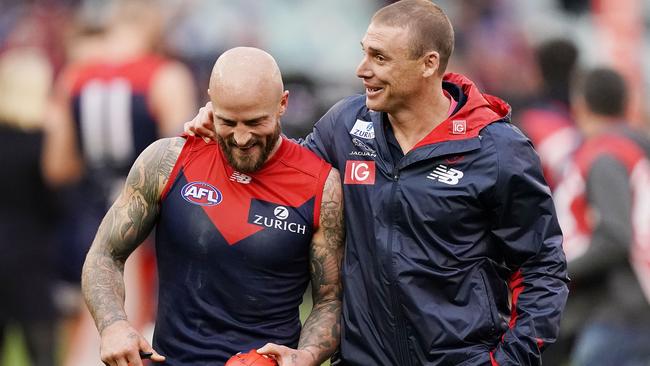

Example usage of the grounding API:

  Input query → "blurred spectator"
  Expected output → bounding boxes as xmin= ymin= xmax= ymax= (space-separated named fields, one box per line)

xmin=0 ymin=47 xmax=57 ymax=366
xmin=448 ymin=0 xmax=537 ymax=111
xmin=521 ymin=40 xmax=580 ymax=366
xmin=281 ymin=73 xmax=325 ymax=139
xmin=48 ymin=0 xmax=197 ymax=364
xmin=0 ymin=1 xmax=76 ymax=75
xmin=517 ymin=38 xmax=581 ymax=190
xmin=554 ymin=68 xmax=650 ymax=366
xmin=163 ymin=0 xmax=377 ymax=114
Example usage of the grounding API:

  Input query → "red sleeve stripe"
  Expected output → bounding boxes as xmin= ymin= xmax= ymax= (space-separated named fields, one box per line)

xmin=490 ymin=351 xmax=499 ymax=366
xmin=508 ymin=269 xmax=525 ymax=328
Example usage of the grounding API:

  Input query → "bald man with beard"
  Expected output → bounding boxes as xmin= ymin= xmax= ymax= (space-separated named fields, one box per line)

xmin=81 ymin=47 xmax=344 ymax=366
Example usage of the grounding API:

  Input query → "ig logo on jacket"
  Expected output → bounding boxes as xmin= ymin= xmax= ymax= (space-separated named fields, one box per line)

xmin=344 ymin=160 xmax=376 ymax=185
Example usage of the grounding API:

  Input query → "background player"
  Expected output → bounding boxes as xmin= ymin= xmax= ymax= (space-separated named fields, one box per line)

xmin=47 ymin=1 xmax=197 ymax=364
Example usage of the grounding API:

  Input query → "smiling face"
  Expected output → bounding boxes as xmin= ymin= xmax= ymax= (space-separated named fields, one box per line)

xmin=212 ymin=100 xmax=285 ymax=173
xmin=356 ymin=22 xmax=430 ymax=114
xmin=208 ymin=47 xmax=287 ymax=173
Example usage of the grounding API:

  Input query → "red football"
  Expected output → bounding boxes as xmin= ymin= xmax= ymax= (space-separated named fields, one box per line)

xmin=225 ymin=349 xmax=278 ymax=366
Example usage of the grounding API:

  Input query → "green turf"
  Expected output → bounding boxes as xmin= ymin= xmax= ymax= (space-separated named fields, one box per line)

xmin=1 ymin=326 xmax=29 ymax=366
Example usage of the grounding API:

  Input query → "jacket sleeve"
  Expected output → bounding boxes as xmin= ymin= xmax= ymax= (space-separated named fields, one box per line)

xmin=487 ymin=125 xmax=570 ymax=366
xmin=569 ymin=155 xmax=632 ymax=284
xmin=300 ymin=97 xmax=355 ymax=170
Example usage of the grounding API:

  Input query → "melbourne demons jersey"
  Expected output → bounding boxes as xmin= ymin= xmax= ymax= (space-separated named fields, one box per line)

xmin=66 ymin=55 xmax=168 ymax=179
xmin=555 ymin=132 xmax=650 ymax=303
xmin=154 ymin=136 xmax=331 ymax=365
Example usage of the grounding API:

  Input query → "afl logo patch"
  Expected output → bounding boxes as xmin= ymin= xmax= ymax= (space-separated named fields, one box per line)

xmin=181 ymin=182 xmax=223 ymax=206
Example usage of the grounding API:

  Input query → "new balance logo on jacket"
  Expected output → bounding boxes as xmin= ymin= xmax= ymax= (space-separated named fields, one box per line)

xmin=427 ymin=164 xmax=464 ymax=185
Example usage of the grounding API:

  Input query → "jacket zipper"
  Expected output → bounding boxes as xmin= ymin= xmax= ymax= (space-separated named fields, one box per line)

xmin=387 ymin=167 xmax=413 ymax=366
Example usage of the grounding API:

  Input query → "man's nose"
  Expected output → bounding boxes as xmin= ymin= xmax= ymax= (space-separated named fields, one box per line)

xmin=232 ymin=127 xmax=253 ymax=147
xmin=356 ymin=56 xmax=372 ymax=79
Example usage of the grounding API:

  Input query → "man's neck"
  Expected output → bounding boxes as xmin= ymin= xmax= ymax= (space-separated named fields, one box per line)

xmin=582 ymin=114 xmax=624 ymax=138
xmin=266 ymin=135 xmax=283 ymax=160
xmin=387 ymin=87 xmax=451 ymax=154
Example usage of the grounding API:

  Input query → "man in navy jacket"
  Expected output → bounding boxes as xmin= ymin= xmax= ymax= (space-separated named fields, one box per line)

xmin=186 ymin=1 xmax=569 ymax=365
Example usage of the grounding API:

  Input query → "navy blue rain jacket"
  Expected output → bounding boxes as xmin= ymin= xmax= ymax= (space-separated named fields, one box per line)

xmin=303 ymin=73 xmax=569 ymax=366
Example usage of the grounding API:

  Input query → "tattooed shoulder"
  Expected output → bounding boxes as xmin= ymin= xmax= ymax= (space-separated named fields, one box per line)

xmin=156 ymin=137 xmax=185 ymax=194
xmin=125 ymin=137 xmax=185 ymax=199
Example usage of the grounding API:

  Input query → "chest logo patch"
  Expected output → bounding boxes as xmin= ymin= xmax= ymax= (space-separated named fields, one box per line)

xmin=229 ymin=171 xmax=252 ymax=184
xmin=349 ymin=119 xmax=375 ymax=139
xmin=452 ymin=119 xmax=467 ymax=135
xmin=181 ymin=181 xmax=223 ymax=206
xmin=249 ymin=201 xmax=309 ymax=235
xmin=350 ymin=137 xmax=377 ymax=158
xmin=427 ymin=165 xmax=464 ymax=185
xmin=344 ymin=160 xmax=376 ymax=185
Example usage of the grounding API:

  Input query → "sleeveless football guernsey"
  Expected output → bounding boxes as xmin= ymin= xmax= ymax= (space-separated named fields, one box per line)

xmin=154 ymin=136 xmax=331 ymax=365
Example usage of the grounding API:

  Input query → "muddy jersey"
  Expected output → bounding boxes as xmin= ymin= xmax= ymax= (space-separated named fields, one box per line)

xmin=154 ymin=136 xmax=331 ymax=365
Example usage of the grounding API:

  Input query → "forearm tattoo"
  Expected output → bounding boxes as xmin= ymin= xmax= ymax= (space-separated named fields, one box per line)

xmin=299 ymin=168 xmax=344 ymax=364
xmin=81 ymin=138 xmax=184 ymax=333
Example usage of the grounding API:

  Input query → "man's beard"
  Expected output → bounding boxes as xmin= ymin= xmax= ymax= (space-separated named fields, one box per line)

xmin=217 ymin=123 xmax=281 ymax=173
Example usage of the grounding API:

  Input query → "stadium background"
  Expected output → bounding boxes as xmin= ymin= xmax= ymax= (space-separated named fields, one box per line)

xmin=0 ymin=0 xmax=649 ymax=365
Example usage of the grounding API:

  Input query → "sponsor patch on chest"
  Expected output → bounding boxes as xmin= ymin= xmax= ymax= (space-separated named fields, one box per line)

xmin=247 ymin=199 xmax=309 ymax=235
xmin=344 ymin=160 xmax=376 ymax=185
xmin=426 ymin=165 xmax=464 ymax=185
xmin=349 ymin=119 xmax=375 ymax=139
xmin=349 ymin=137 xmax=377 ymax=158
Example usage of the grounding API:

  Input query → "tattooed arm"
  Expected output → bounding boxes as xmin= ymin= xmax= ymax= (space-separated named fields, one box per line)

xmin=258 ymin=168 xmax=344 ymax=366
xmin=299 ymin=167 xmax=344 ymax=362
xmin=81 ymin=137 xmax=184 ymax=366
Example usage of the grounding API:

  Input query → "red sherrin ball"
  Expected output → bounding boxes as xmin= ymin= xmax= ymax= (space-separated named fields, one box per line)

xmin=225 ymin=349 xmax=278 ymax=366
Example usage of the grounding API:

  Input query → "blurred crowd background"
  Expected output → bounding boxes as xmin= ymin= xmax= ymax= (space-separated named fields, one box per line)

xmin=0 ymin=0 xmax=649 ymax=365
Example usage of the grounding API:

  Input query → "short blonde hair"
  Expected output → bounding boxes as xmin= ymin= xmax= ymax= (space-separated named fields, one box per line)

xmin=372 ymin=0 xmax=454 ymax=74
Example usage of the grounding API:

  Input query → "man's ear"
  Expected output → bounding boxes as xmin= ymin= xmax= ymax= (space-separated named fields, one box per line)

xmin=278 ymin=90 xmax=290 ymax=116
xmin=422 ymin=50 xmax=440 ymax=78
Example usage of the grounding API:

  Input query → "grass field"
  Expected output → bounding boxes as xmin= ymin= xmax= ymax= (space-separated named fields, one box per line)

xmin=1 ymin=292 xmax=330 ymax=366
xmin=1 ymin=327 xmax=29 ymax=366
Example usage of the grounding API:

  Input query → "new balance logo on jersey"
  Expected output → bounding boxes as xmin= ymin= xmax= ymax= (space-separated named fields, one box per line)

xmin=229 ymin=171 xmax=252 ymax=184
xmin=427 ymin=165 xmax=464 ymax=185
